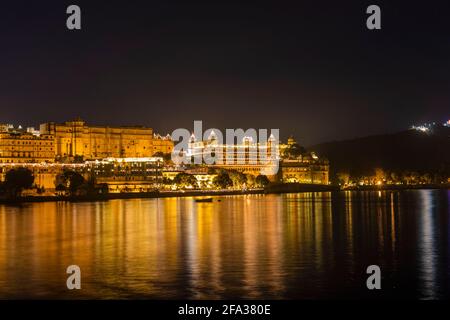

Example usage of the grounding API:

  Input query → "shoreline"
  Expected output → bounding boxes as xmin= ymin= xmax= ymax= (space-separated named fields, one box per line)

xmin=342 ymin=183 xmax=450 ymax=191
xmin=0 ymin=189 xmax=266 ymax=204
xmin=0 ymin=183 xmax=448 ymax=204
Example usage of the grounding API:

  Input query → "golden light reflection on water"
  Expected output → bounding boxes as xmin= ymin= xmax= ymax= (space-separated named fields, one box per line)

xmin=0 ymin=190 xmax=448 ymax=299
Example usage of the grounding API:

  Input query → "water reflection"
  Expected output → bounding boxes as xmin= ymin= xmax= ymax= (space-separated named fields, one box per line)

xmin=0 ymin=190 xmax=448 ymax=299
xmin=417 ymin=190 xmax=437 ymax=299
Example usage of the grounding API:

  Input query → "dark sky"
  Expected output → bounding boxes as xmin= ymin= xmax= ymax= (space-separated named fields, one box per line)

xmin=0 ymin=1 xmax=449 ymax=145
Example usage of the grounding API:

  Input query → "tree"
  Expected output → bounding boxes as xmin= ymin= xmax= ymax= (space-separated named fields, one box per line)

xmin=246 ymin=174 xmax=255 ymax=188
xmin=282 ymin=143 xmax=306 ymax=159
xmin=4 ymin=167 xmax=35 ymax=197
xmin=255 ymin=175 xmax=270 ymax=188
xmin=0 ymin=181 xmax=6 ymax=195
xmin=55 ymin=183 xmax=67 ymax=195
xmin=59 ymin=170 xmax=86 ymax=196
xmin=98 ymin=183 xmax=109 ymax=194
xmin=390 ymin=172 xmax=399 ymax=184
xmin=374 ymin=168 xmax=385 ymax=183
xmin=173 ymin=173 xmax=198 ymax=189
xmin=228 ymin=170 xmax=247 ymax=188
xmin=420 ymin=173 xmax=432 ymax=184
xmin=54 ymin=173 xmax=67 ymax=194
xmin=213 ymin=172 xmax=233 ymax=189
xmin=337 ymin=172 xmax=350 ymax=186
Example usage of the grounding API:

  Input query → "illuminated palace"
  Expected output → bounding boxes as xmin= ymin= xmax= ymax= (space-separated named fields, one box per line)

xmin=0 ymin=119 xmax=174 ymax=192
xmin=0 ymin=119 xmax=328 ymax=192
xmin=186 ymin=132 xmax=329 ymax=184
xmin=0 ymin=125 xmax=55 ymax=164
xmin=39 ymin=118 xmax=174 ymax=161
xmin=186 ymin=131 xmax=280 ymax=179
xmin=279 ymin=136 xmax=329 ymax=184
xmin=0 ymin=119 xmax=174 ymax=163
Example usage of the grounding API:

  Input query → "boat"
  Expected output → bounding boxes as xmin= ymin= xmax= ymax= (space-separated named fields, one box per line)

xmin=195 ymin=198 xmax=213 ymax=203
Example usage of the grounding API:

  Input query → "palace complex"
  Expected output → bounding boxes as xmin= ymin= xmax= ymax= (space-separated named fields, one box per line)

xmin=0 ymin=119 xmax=329 ymax=193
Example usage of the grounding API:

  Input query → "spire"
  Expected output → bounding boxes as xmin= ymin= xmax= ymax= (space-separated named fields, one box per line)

xmin=208 ymin=130 xmax=217 ymax=141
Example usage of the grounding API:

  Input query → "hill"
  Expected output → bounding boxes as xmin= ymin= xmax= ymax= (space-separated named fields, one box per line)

xmin=309 ymin=126 xmax=450 ymax=180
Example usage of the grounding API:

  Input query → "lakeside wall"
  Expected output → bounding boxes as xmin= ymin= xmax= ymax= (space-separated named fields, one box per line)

xmin=1 ymin=183 xmax=448 ymax=204
xmin=343 ymin=183 xmax=450 ymax=191
xmin=0 ymin=184 xmax=335 ymax=204
xmin=0 ymin=189 xmax=265 ymax=204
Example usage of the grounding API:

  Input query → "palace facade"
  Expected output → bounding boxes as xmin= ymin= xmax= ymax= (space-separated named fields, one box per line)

xmin=87 ymin=157 xmax=163 ymax=193
xmin=184 ymin=133 xmax=329 ymax=184
xmin=152 ymin=134 xmax=174 ymax=154
xmin=0 ymin=127 xmax=55 ymax=164
xmin=1 ymin=119 xmax=174 ymax=164
xmin=39 ymin=118 xmax=154 ymax=160
xmin=279 ymin=137 xmax=329 ymax=184
xmin=281 ymin=158 xmax=329 ymax=184
xmin=0 ymin=119 xmax=329 ymax=191
xmin=0 ymin=157 xmax=163 ymax=193
xmin=186 ymin=131 xmax=281 ymax=180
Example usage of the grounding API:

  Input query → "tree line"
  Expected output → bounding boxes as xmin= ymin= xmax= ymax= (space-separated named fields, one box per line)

xmin=168 ymin=169 xmax=270 ymax=190
xmin=336 ymin=168 xmax=449 ymax=186
xmin=0 ymin=168 xmax=108 ymax=199
xmin=0 ymin=167 xmax=271 ymax=199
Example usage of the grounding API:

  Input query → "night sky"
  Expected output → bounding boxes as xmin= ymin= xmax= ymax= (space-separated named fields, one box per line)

xmin=0 ymin=1 xmax=449 ymax=145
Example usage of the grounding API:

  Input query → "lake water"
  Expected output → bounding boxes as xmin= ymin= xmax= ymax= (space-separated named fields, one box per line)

xmin=0 ymin=190 xmax=449 ymax=299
